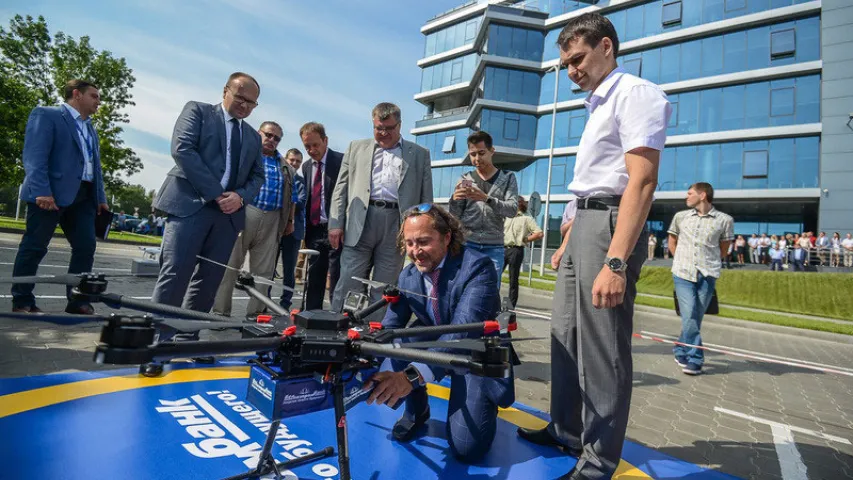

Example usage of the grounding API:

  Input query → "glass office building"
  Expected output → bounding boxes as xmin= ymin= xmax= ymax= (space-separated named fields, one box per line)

xmin=413 ymin=0 xmax=853 ymax=248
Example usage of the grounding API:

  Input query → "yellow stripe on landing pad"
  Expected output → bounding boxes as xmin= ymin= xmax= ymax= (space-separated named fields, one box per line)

xmin=427 ymin=384 xmax=651 ymax=479
xmin=0 ymin=369 xmax=651 ymax=479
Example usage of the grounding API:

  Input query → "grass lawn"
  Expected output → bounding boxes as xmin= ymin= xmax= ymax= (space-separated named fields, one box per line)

xmin=0 ymin=216 xmax=162 ymax=246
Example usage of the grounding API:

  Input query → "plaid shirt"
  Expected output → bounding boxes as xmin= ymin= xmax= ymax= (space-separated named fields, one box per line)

xmin=252 ymin=153 xmax=284 ymax=211
xmin=669 ymin=207 xmax=734 ymax=282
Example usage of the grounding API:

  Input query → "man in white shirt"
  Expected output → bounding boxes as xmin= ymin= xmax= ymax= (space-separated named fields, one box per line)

xmin=759 ymin=233 xmax=771 ymax=264
xmin=748 ymin=234 xmax=759 ymax=264
xmin=815 ymin=231 xmax=830 ymax=266
xmin=515 ymin=13 xmax=671 ymax=480
xmin=843 ymin=233 xmax=853 ymax=267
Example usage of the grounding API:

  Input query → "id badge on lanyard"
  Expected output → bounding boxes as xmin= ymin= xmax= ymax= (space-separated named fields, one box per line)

xmin=75 ymin=122 xmax=95 ymax=178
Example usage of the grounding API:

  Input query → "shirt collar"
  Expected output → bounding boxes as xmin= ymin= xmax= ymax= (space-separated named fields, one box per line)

xmin=263 ymin=150 xmax=281 ymax=161
xmin=689 ymin=206 xmax=718 ymax=217
xmin=425 ymin=256 xmax=447 ymax=277
xmin=584 ymin=66 xmax=625 ymax=113
xmin=314 ymin=148 xmax=328 ymax=167
xmin=63 ymin=103 xmax=87 ymax=123
xmin=221 ymin=104 xmax=241 ymax=126
xmin=374 ymin=137 xmax=403 ymax=151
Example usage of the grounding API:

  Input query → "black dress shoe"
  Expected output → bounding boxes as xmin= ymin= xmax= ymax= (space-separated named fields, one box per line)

xmin=392 ymin=407 xmax=431 ymax=442
xmin=192 ymin=356 xmax=215 ymax=365
xmin=65 ymin=303 xmax=95 ymax=315
xmin=517 ymin=426 xmax=583 ymax=457
xmin=140 ymin=363 xmax=164 ymax=377
xmin=12 ymin=305 xmax=41 ymax=313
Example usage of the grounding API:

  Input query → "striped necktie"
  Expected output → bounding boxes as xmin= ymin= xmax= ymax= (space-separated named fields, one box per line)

xmin=428 ymin=268 xmax=441 ymax=324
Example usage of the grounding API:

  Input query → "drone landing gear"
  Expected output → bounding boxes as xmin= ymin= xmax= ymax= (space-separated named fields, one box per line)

xmin=222 ymin=419 xmax=334 ymax=480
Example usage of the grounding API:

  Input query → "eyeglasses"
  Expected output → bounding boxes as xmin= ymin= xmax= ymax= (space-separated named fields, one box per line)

xmin=261 ymin=131 xmax=281 ymax=143
xmin=227 ymin=86 xmax=259 ymax=108
xmin=406 ymin=203 xmax=434 ymax=214
xmin=373 ymin=122 xmax=400 ymax=133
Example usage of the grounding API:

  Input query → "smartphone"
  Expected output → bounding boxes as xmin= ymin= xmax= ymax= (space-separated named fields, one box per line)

xmin=460 ymin=179 xmax=473 ymax=189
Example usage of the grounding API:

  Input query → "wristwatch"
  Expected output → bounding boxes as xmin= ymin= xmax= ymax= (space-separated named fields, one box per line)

xmin=604 ymin=256 xmax=628 ymax=273
xmin=403 ymin=365 xmax=422 ymax=387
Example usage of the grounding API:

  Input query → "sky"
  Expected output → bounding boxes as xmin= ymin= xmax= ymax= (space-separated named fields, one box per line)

xmin=0 ymin=0 xmax=463 ymax=191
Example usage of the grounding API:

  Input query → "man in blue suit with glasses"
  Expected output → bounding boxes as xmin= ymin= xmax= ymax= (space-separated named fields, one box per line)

xmin=12 ymin=79 xmax=109 ymax=315
xmin=365 ymin=204 xmax=514 ymax=463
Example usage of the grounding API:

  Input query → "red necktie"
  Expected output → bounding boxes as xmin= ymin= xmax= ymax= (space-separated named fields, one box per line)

xmin=310 ymin=161 xmax=323 ymax=226
xmin=428 ymin=268 xmax=441 ymax=324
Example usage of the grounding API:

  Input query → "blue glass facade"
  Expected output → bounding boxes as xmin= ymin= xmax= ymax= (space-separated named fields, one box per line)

xmin=415 ymin=128 xmax=473 ymax=161
xmin=421 ymin=53 xmax=478 ymax=91
xmin=425 ymin=17 xmax=481 ymax=57
xmin=483 ymin=66 xmax=541 ymax=105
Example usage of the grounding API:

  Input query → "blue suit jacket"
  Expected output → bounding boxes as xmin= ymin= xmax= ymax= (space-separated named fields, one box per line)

xmin=382 ymin=247 xmax=501 ymax=380
xmin=153 ymin=101 xmax=264 ymax=231
xmin=21 ymin=106 xmax=107 ymax=207
xmin=291 ymin=173 xmax=307 ymax=241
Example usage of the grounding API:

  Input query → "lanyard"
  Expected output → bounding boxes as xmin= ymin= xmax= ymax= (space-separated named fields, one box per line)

xmin=74 ymin=121 xmax=95 ymax=160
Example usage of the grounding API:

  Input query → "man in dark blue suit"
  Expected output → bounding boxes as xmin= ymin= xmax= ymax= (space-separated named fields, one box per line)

xmin=12 ymin=79 xmax=109 ymax=314
xmin=365 ymin=204 xmax=515 ymax=463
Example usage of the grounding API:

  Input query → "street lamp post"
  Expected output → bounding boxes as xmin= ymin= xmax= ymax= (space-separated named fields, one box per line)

xmin=539 ymin=64 xmax=561 ymax=275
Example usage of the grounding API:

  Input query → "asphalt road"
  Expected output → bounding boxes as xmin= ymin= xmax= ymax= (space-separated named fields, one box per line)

xmin=0 ymin=232 xmax=851 ymax=480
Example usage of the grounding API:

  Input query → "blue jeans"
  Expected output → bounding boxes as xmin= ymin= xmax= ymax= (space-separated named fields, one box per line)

xmin=673 ymin=273 xmax=717 ymax=367
xmin=464 ymin=242 xmax=504 ymax=289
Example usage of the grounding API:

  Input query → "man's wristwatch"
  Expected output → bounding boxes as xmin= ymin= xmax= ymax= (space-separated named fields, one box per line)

xmin=604 ymin=256 xmax=628 ymax=273
xmin=403 ymin=365 xmax=422 ymax=387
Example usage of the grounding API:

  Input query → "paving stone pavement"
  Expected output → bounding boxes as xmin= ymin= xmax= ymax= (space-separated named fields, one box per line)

xmin=1 ymin=233 xmax=852 ymax=479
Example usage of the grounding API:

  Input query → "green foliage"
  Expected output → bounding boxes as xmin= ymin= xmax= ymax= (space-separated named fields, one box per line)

xmin=0 ymin=14 xmax=140 ymax=190
xmin=105 ymin=184 xmax=155 ymax=217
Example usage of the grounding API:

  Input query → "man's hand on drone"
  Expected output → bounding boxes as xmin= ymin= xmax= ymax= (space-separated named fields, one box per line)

xmin=365 ymin=371 xmax=413 ymax=407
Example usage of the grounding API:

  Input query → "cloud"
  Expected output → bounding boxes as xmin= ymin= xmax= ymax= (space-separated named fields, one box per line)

xmin=125 ymin=147 xmax=173 ymax=192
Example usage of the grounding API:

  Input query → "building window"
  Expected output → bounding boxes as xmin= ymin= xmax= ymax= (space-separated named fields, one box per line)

xmin=725 ymin=0 xmax=747 ymax=11
xmin=770 ymin=87 xmax=795 ymax=117
xmin=504 ymin=116 xmax=520 ymax=141
xmin=442 ymin=135 xmax=456 ymax=154
xmin=743 ymin=150 xmax=768 ymax=178
xmin=668 ymin=101 xmax=679 ymax=128
xmin=770 ymin=29 xmax=796 ymax=58
xmin=662 ymin=1 xmax=682 ymax=26
xmin=465 ymin=19 xmax=478 ymax=43
xmin=623 ymin=58 xmax=642 ymax=77
xmin=450 ymin=60 xmax=463 ymax=83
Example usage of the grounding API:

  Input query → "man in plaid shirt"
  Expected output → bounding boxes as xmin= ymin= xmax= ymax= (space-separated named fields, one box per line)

xmin=667 ymin=182 xmax=734 ymax=375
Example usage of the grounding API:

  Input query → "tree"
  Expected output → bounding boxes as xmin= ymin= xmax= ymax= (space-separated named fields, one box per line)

xmin=0 ymin=14 xmax=141 ymax=191
xmin=105 ymin=183 xmax=154 ymax=217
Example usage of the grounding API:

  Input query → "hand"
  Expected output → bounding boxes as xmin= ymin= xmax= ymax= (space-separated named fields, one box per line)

xmin=35 ymin=196 xmax=58 ymax=211
xmin=591 ymin=266 xmax=626 ymax=309
xmin=329 ymin=228 xmax=343 ymax=250
xmin=551 ymin=246 xmax=565 ymax=270
xmin=464 ymin=186 xmax=489 ymax=203
xmin=283 ymin=221 xmax=294 ymax=236
xmin=97 ymin=203 xmax=109 ymax=215
xmin=451 ymin=184 xmax=468 ymax=201
xmin=216 ymin=191 xmax=243 ymax=215
xmin=365 ymin=371 xmax=413 ymax=407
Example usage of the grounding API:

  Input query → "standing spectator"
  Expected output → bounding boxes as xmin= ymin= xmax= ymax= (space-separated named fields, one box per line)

xmin=831 ymin=232 xmax=842 ymax=267
xmin=329 ymin=102 xmax=433 ymax=318
xmin=748 ymin=234 xmax=759 ymax=264
xmin=279 ymin=148 xmax=307 ymax=311
xmin=815 ymin=232 xmax=829 ymax=266
xmin=147 ymin=212 xmax=156 ymax=235
xmin=724 ymin=242 xmax=733 ymax=269
xmin=449 ymin=131 xmax=518 ymax=287
xmin=667 ymin=183 xmax=733 ymax=375
xmin=769 ymin=244 xmax=785 ymax=271
xmin=647 ymin=235 xmax=657 ymax=261
xmin=515 ymin=13 xmax=671 ymax=479
xmin=212 ymin=121 xmax=294 ymax=318
xmin=759 ymin=233 xmax=771 ymax=264
xmin=662 ymin=235 xmax=669 ymax=259
xmin=735 ymin=235 xmax=746 ymax=265
xmin=116 ymin=211 xmax=127 ymax=231
xmin=503 ymin=196 xmax=543 ymax=308
xmin=791 ymin=243 xmax=806 ymax=271
xmin=299 ymin=122 xmax=343 ymax=310
xmin=843 ymin=233 xmax=853 ymax=268
xmin=777 ymin=235 xmax=788 ymax=266
xmin=155 ymin=215 xmax=165 ymax=236
xmin=11 ymin=79 xmax=109 ymax=315
xmin=801 ymin=232 xmax=814 ymax=265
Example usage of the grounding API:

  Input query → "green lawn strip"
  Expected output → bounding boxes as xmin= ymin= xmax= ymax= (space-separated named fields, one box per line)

xmin=0 ymin=216 xmax=161 ymax=245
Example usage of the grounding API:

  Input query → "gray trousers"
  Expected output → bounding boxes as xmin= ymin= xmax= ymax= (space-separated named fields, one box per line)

xmin=548 ymin=206 xmax=646 ymax=479
xmin=212 ymin=205 xmax=282 ymax=316
xmin=332 ymin=206 xmax=404 ymax=321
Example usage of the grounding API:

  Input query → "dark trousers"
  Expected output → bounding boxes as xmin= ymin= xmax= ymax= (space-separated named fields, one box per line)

xmin=792 ymin=259 xmax=804 ymax=271
xmin=12 ymin=182 xmax=96 ymax=308
xmin=303 ymin=223 xmax=340 ymax=311
xmin=503 ymin=246 xmax=525 ymax=307
xmin=770 ymin=259 xmax=783 ymax=271
xmin=278 ymin=234 xmax=301 ymax=309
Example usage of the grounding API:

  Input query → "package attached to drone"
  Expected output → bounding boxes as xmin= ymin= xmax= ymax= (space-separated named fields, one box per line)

xmin=246 ymin=364 xmax=400 ymax=421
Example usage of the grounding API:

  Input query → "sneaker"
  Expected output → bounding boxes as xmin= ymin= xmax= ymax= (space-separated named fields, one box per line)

xmin=682 ymin=363 xmax=703 ymax=375
xmin=674 ymin=356 xmax=687 ymax=368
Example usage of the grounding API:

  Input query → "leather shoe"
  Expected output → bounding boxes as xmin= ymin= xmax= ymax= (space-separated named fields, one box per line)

xmin=140 ymin=363 xmax=164 ymax=377
xmin=517 ymin=426 xmax=582 ymax=457
xmin=192 ymin=356 xmax=215 ymax=365
xmin=65 ymin=303 xmax=95 ymax=315
xmin=12 ymin=305 xmax=42 ymax=313
xmin=392 ymin=407 xmax=430 ymax=442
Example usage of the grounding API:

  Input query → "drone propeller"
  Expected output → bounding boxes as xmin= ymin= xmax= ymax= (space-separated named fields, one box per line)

xmin=0 ymin=311 xmax=243 ymax=332
xmin=0 ymin=272 xmax=162 ymax=287
xmin=351 ymin=276 xmax=436 ymax=300
xmin=380 ymin=336 xmax=546 ymax=353
xmin=197 ymin=255 xmax=294 ymax=292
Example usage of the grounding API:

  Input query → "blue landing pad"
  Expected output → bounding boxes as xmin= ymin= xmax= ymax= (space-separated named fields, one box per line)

xmin=0 ymin=363 xmax=739 ymax=479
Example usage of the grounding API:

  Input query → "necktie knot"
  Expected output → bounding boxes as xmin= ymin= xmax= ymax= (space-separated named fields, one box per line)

xmin=428 ymin=268 xmax=440 ymax=284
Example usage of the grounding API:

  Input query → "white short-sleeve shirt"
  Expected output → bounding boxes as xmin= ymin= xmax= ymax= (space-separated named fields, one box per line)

xmin=569 ymin=67 xmax=672 ymax=197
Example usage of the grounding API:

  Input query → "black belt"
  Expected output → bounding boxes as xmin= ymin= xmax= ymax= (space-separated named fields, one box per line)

xmin=576 ymin=196 xmax=621 ymax=210
xmin=369 ymin=199 xmax=398 ymax=209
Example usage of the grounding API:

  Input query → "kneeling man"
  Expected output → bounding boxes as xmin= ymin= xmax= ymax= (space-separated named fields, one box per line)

xmin=365 ymin=204 xmax=514 ymax=462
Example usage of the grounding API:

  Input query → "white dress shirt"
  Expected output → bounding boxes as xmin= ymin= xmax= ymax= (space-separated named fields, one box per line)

xmin=63 ymin=103 xmax=94 ymax=182
xmin=569 ymin=67 xmax=671 ymax=197
xmin=221 ymin=105 xmax=243 ymax=189
xmin=312 ymin=149 xmax=329 ymax=224
xmin=371 ymin=139 xmax=403 ymax=202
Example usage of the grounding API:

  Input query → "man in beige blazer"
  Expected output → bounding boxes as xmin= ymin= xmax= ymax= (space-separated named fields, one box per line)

xmin=329 ymin=102 xmax=432 ymax=318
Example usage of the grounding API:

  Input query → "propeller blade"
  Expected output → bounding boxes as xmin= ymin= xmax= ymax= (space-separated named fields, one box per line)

xmin=197 ymin=255 xmax=292 ymax=291
xmin=352 ymin=276 xmax=436 ymax=300
xmin=390 ymin=336 xmax=547 ymax=352
xmin=0 ymin=274 xmax=82 ymax=286
xmin=160 ymin=318 xmax=244 ymax=333
xmin=0 ymin=311 xmax=107 ymax=325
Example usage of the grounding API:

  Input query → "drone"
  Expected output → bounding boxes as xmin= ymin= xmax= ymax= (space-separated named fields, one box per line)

xmin=0 ymin=266 xmax=530 ymax=480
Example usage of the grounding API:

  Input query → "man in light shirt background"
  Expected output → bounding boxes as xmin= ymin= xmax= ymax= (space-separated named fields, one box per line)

xmin=503 ymin=196 xmax=543 ymax=308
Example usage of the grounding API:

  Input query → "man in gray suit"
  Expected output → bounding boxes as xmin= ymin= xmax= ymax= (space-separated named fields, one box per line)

xmin=147 ymin=72 xmax=264 ymax=363
xmin=329 ymin=103 xmax=432 ymax=318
